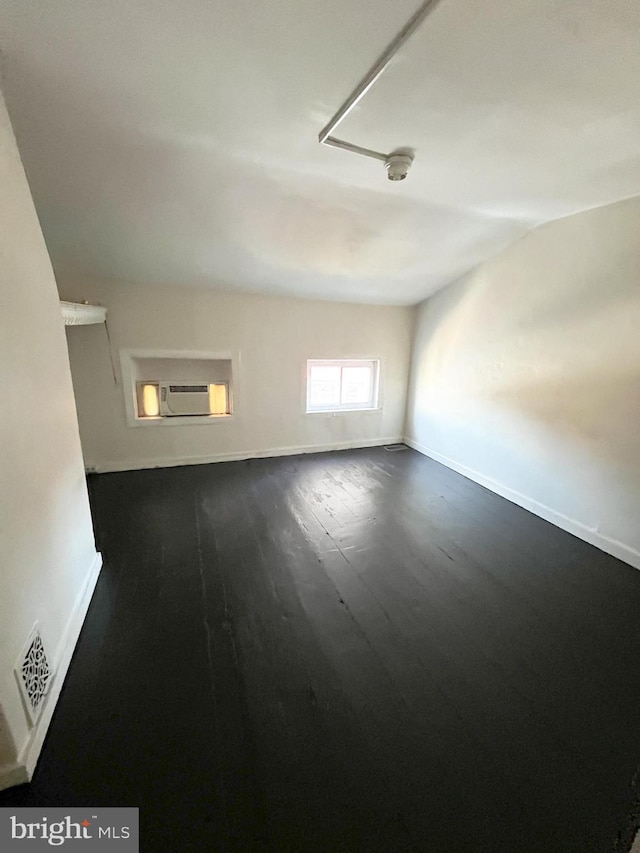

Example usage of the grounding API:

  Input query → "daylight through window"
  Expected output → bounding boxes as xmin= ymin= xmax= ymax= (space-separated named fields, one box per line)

xmin=306 ymin=359 xmax=379 ymax=413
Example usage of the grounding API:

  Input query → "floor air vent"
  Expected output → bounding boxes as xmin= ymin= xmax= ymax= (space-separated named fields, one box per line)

xmin=15 ymin=626 xmax=52 ymax=724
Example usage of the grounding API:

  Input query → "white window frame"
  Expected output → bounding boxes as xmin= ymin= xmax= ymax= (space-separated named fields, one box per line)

xmin=306 ymin=359 xmax=380 ymax=414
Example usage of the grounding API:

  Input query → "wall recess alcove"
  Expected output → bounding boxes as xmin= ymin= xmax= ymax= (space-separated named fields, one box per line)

xmin=120 ymin=349 xmax=236 ymax=427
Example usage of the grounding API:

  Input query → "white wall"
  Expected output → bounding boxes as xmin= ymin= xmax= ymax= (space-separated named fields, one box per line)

xmin=58 ymin=278 xmax=414 ymax=472
xmin=406 ymin=195 xmax=640 ymax=570
xmin=0 ymin=87 xmax=101 ymax=789
xmin=0 ymin=713 xmax=16 ymax=767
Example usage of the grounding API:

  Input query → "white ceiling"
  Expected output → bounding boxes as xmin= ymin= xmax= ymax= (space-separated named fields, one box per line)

xmin=1 ymin=0 xmax=639 ymax=305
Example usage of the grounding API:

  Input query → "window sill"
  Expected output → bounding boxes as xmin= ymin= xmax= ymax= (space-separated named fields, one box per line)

xmin=306 ymin=407 xmax=381 ymax=415
xmin=132 ymin=414 xmax=234 ymax=428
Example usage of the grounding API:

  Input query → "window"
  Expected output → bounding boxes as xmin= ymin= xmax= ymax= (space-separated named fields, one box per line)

xmin=306 ymin=359 xmax=379 ymax=413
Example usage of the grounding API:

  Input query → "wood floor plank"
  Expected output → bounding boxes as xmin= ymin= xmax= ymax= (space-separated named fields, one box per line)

xmin=2 ymin=447 xmax=640 ymax=852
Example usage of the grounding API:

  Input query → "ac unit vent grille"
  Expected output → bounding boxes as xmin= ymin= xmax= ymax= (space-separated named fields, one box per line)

xmin=16 ymin=628 xmax=52 ymax=723
xmin=169 ymin=384 xmax=208 ymax=393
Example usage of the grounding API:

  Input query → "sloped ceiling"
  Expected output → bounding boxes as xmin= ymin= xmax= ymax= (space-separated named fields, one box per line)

xmin=0 ymin=0 xmax=639 ymax=305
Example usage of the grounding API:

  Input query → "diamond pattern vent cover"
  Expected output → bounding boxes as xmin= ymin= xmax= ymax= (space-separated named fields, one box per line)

xmin=15 ymin=627 xmax=52 ymax=724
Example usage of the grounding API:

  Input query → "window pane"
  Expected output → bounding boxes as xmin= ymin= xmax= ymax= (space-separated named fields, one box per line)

xmin=340 ymin=367 xmax=372 ymax=405
xmin=309 ymin=365 xmax=341 ymax=406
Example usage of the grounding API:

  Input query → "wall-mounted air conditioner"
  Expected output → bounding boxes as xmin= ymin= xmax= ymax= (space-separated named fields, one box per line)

xmin=160 ymin=382 xmax=212 ymax=416
xmin=135 ymin=380 xmax=230 ymax=419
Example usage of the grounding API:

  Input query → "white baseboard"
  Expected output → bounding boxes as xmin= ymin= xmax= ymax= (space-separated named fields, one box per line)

xmin=404 ymin=437 xmax=640 ymax=572
xmin=2 ymin=551 xmax=103 ymax=789
xmin=88 ymin=437 xmax=404 ymax=474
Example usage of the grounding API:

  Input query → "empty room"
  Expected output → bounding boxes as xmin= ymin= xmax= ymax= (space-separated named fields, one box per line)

xmin=1 ymin=0 xmax=640 ymax=850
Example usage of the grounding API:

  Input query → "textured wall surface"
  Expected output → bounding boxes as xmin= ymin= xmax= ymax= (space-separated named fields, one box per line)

xmin=406 ymin=196 xmax=640 ymax=567
xmin=0 ymin=87 xmax=97 ymax=776
xmin=59 ymin=278 xmax=414 ymax=472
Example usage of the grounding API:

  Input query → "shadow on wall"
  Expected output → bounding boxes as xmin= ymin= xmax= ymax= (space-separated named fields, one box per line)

xmin=415 ymin=270 xmax=640 ymax=460
xmin=409 ymin=226 xmax=640 ymax=550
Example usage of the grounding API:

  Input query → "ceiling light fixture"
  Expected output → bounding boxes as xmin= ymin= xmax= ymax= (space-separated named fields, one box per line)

xmin=318 ymin=0 xmax=443 ymax=182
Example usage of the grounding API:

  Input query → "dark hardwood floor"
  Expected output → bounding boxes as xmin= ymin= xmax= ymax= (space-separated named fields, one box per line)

xmin=2 ymin=447 xmax=640 ymax=852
